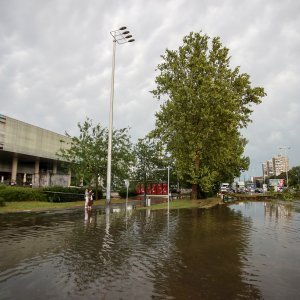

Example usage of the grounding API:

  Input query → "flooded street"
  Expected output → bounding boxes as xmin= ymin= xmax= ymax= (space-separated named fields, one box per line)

xmin=0 ymin=200 xmax=300 ymax=299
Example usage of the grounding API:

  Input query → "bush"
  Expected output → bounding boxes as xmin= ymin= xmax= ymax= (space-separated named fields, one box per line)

xmin=0 ymin=185 xmax=103 ymax=203
xmin=118 ymin=187 xmax=138 ymax=198
xmin=281 ymin=188 xmax=296 ymax=201
xmin=0 ymin=196 xmax=5 ymax=207
xmin=0 ymin=186 xmax=47 ymax=202
xmin=42 ymin=186 xmax=103 ymax=202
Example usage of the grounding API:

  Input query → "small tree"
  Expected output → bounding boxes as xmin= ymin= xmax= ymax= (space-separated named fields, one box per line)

xmin=57 ymin=118 xmax=133 ymax=199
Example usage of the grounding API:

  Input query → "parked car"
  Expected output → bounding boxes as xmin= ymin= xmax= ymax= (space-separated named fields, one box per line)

xmin=220 ymin=183 xmax=230 ymax=193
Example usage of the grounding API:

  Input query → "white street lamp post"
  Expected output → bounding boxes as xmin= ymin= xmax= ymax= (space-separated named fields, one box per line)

xmin=106 ymin=27 xmax=135 ymax=205
xmin=167 ymin=165 xmax=170 ymax=213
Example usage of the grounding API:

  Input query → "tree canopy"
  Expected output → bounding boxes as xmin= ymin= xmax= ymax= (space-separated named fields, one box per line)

xmin=151 ymin=32 xmax=266 ymax=198
xmin=57 ymin=118 xmax=133 ymax=199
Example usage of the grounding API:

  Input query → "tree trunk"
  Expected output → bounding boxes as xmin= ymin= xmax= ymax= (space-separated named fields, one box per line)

xmin=191 ymin=184 xmax=198 ymax=200
xmin=95 ymin=176 xmax=99 ymax=200
xmin=191 ymin=152 xmax=200 ymax=200
xmin=143 ymin=171 xmax=147 ymax=203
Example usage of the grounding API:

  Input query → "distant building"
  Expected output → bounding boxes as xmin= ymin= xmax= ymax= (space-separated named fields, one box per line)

xmin=262 ymin=155 xmax=289 ymax=178
xmin=266 ymin=159 xmax=275 ymax=176
xmin=0 ymin=114 xmax=71 ymax=187
xmin=272 ymin=155 xmax=289 ymax=176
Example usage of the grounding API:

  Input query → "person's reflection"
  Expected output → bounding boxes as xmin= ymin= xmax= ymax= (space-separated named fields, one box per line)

xmin=84 ymin=208 xmax=92 ymax=228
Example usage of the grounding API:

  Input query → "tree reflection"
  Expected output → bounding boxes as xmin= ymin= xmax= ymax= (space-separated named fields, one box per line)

xmin=154 ymin=206 xmax=263 ymax=299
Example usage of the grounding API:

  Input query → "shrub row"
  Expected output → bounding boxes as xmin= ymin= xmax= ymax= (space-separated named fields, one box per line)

xmin=0 ymin=185 xmax=103 ymax=203
xmin=42 ymin=186 xmax=103 ymax=202
xmin=0 ymin=186 xmax=47 ymax=202
xmin=118 ymin=187 xmax=138 ymax=198
xmin=0 ymin=196 xmax=5 ymax=207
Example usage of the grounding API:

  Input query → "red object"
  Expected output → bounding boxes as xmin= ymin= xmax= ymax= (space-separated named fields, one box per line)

xmin=157 ymin=183 xmax=163 ymax=194
xmin=136 ymin=182 xmax=168 ymax=195
xmin=135 ymin=184 xmax=141 ymax=194
xmin=140 ymin=184 xmax=145 ymax=194
xmin=151 ymin=183 xmax=157 ymax=194
xmin=162 ymin=183 xmax=168 ymax=195
xmin=147 ymin=184 xmax=151 ymax=194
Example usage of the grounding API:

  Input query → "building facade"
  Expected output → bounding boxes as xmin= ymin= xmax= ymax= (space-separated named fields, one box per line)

xmin=262 ymin=155 xmax=289 ymax=178
xmin=272 ymin=155 xmax=289 ymax=176
xmin=0 ymin=114 xmax=71 ymax=187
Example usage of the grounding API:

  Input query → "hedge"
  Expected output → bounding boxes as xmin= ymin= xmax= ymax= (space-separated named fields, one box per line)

xmin=118 ymin=187 xmax=138 ymax=198
xmin=0 ymin=186 xmax=46 ymax=202
xmin=0 ymin=185 xmax=103 ymax=203
xmin=0 ymin=196 xmax=5 ymax=207
xmin=42 ymin=186 xmax=103 ymax=202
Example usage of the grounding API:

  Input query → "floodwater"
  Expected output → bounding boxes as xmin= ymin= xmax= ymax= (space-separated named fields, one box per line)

xmin=0 ymin=201 xmax=300 ymax=299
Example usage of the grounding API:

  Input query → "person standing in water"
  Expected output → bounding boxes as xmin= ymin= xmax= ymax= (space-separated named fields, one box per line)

xmin=88 ymin=189 xmax=94 ymax=210
xmin=85 ymin=188 xmax=89 ymax=209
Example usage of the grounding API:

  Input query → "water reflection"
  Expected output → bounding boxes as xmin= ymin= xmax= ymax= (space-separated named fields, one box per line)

xmin=84 ymin=209 xmax=92 ymax=226
xmin=0 ymin=201 xmax=300 ymax=299
xmin=264 ymin=201 xmax=294 ymax=219
xmin=230 ymin=201 xmax=300 ymax=299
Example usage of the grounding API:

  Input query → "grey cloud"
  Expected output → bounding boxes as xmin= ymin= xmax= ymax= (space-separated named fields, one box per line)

xmin=1 ymin=0 xmax=299 ymax=178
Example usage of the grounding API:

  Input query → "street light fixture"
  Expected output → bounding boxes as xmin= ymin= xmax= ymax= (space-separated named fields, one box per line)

xmin=106 ymin=27 xmax=135 ymax=205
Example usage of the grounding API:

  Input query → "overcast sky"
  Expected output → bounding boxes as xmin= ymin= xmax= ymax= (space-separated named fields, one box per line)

xmin=1 ymin=0 xmax=299 ymax=178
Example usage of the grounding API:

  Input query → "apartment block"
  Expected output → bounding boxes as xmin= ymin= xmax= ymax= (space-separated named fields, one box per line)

xmin=262 ymin=155 xmax=289 ymax=177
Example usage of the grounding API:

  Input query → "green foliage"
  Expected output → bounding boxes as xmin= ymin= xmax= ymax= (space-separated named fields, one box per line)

xmin=281 ymin=188 xmax=296 ymax=201
xmin=150 ymin=32 xmax=266 ymax=198
xmin=57 ymin=118 xmax=134 ymax=196
xmin=133 ymin=137 xmax=168 ymax=182
xmin=0 ymin=186 xmax=47 ymax=202
xmin=118 ymin=187 xmax=138 ymax=198
xmin=0 ymin=196 xmax=5 ymax=207
xmin=287 ymin=166 xmax=300 ymax=188
xmin=42 ymin=186 xmax=103 ymax=202
xmin=42 ymin=186 xmax=86 ymax=194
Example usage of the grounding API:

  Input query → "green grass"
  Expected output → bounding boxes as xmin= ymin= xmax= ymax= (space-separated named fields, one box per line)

xmin=0 ymin=197 xmax=222 ymax=213
xmin=0 ymin=199 xmax=125 ymax=213
xmin=139 ymin=199 xmax=196 ymax=210
xmin=139 ymin=198 xmax=221 ymax=210
xmin=0 ymin=200 xmax=83 ymax=213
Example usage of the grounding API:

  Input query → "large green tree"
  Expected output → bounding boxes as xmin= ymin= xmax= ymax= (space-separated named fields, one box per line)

xmin=57 ymin=118 xmax=133 ymax=199
xmin=151 ymin=32 xmax=266 ymax=199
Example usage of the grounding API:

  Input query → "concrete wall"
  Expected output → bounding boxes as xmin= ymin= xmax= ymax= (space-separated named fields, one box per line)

xmin=1 ymin=115 xmax=70 ymax=160
xmin=0 ymin=114 xmax=72 ymax=186
xmin=32 ymin=173 xmax=70 ymax=188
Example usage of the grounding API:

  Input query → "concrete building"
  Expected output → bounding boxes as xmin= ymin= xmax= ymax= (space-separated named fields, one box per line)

xmin=0 ymin=114 xmax=71 ymax=187
xmin=262 ymin=155 xmax=289 ymax=178
xmin=266 ymin=159 xmax=275 ymax=176
xmin=272 ymin=155 xmax=289 ymax=176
